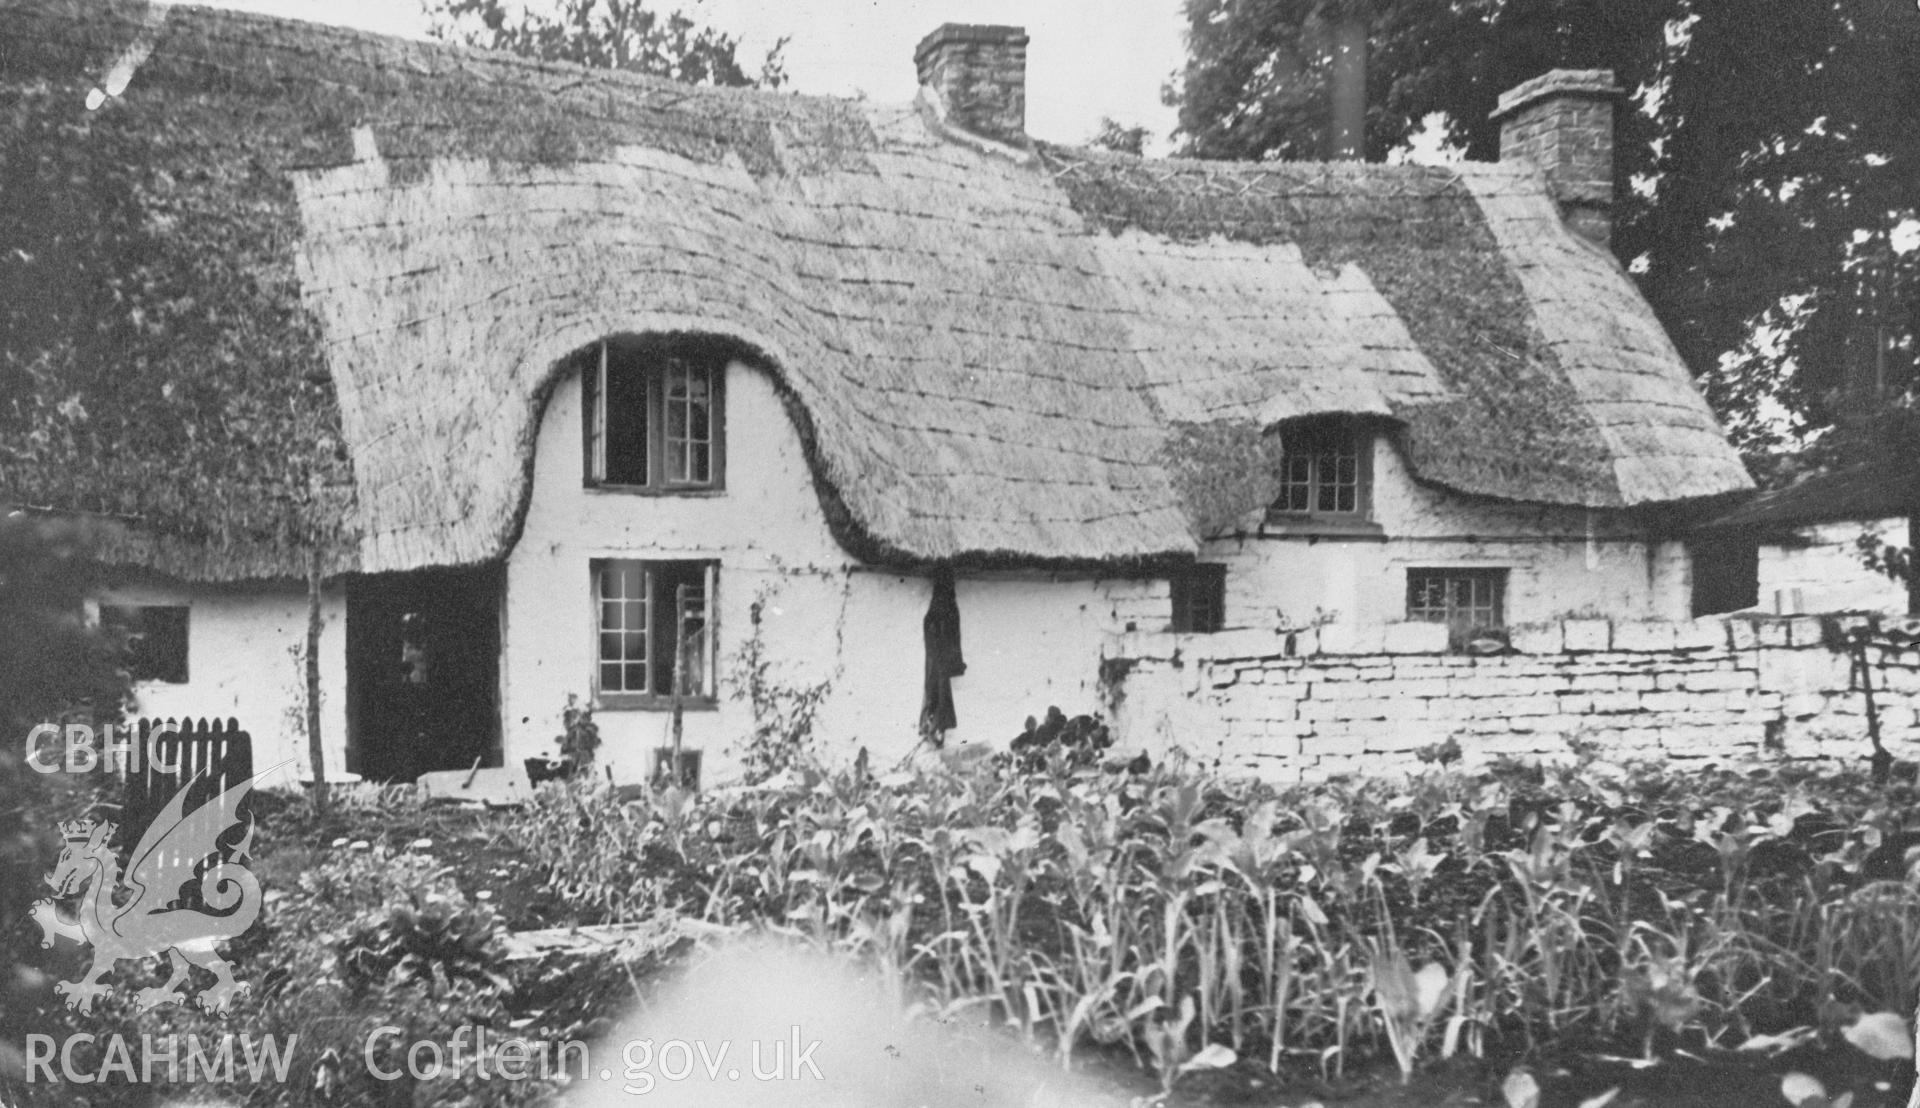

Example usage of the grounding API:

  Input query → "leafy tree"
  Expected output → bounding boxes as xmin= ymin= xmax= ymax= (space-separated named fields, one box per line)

xmin=1088 ymin=117 xmax=1150 ymax=156
xmin=0 ymin=513 xmax=129 ymax=745
xmin=425 ymin=0 xmax=787 ymax=88
xmin=1172 ymin=0 xmax=1920 ymax=473
xmin=0 ymin=513 xmax=131 ymax=1043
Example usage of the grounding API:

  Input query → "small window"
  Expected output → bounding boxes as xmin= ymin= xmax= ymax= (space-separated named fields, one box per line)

xmin=99 ymin=605 xmax=190 ymax=684
xmin=1406 ymin=568 xmax=1506 ymax=649
xmin=1268 ymin=417 xmax=1375 ymax=528
xmin=593 ymin=559 xmax=717 ymax=707
xmin=583 ymin=340 xmax=725 ymax=491
xmin=1171 ymin=564 xmax=1227 ymax=633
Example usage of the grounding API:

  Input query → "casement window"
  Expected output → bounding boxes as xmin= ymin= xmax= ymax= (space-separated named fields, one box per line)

xmin=1406 ymin=568 xmax=1507 ymax=649
xmin=1170 ymin=563 xmax=1227 ymax=633
xmin=583 ymin=340 xmax=725 ymax=491
xmin=99 ymin=605 xmax=190 ymax=684
xmin=1274 ymin=416 xmax=1367 ymax=514
xmin=593 ymin=559 xmax=717 ymax=707
xmin=1268 ymin=417 xmax=1377 ymax=533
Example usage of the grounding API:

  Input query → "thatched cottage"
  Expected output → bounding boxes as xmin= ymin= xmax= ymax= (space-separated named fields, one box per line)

xmin=1 ymin=1 xmax=1752 ymax=785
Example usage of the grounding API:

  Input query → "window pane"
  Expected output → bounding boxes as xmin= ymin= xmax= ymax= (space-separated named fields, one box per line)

xmin=1315 ymin=466 xmax=1338 ymax=512
xmin=597 ymin=560 xmax=654 ymax=692
xmin=1279 ymin=451 xmax=1314 ymax=512
xmin=662 ymin=361 xmax=714 ymax=486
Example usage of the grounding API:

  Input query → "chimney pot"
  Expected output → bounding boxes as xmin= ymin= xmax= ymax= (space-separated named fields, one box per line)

xmin=1492 ymin=69 xmax=1623 ymax=247
xmin=914 ymin=23 xmax=1029 ymax=146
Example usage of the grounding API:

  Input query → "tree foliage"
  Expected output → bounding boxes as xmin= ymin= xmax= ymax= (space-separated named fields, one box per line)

xmin=1173 ymin=0 xmax=1920 ymax=473
xmin=1089 ymin=117 xmax=1150 ymax=157
xmin=0 ymin=513 xmax=129 ymax=738
xmin=0 ymin=513 xmax=131 ymax=1026
xmin=426 ymin=0 xmax=787 ymax=89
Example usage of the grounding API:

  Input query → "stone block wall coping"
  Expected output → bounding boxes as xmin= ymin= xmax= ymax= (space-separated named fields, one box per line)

xmin=1107 ymin=614 xmax=1897 ymax=667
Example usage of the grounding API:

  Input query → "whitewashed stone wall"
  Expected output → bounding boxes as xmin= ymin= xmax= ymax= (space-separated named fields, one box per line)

xmin=1109 ymin=615 xmax=1920 ymax=781
xmin=1196 ymin=438 xmax=1693 ymax=632
xmin=1759 ymin=518 xmax=1909 ymax=615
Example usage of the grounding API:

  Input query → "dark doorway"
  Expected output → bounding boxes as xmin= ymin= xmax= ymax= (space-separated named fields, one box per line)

xmin=1689 ymin=537 xmax=1760 ymax=617
xmin=346 ymin=567 xmax=502 ymax=783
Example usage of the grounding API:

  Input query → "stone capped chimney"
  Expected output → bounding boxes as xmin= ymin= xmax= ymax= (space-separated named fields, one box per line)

xmin=914 ymin=23 xmax=1029 ymax=146
xmin=1492 ymin=70 xmax=1623 ymax=247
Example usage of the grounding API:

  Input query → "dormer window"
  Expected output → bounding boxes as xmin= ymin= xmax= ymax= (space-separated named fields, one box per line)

xmin=583 ymin=339 xmax=726 ymax=491
xmin=1266 ymin=416 xmax=1381 ymax=537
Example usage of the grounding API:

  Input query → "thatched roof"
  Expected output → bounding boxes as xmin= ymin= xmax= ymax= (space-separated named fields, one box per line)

xmin=0 ymin=0 xmax=1752 ymax=581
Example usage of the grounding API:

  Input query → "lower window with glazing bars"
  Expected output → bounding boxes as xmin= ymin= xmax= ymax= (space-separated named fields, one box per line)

xmin=1406 ymin=567 xmax=1507 ymax=651
xmin=592 ymin=558 xmax=717 ymax=708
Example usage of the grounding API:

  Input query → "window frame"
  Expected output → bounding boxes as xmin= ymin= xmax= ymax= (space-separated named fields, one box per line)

xmin=1405 ymin=567 xmax=1508 ymax=650
xmin=591 ymin=558 xmax=720 ymax=711
xmin=1170 ymin=563 xmax=1228 ymax=634
xmin=97 ymin=604 xmax=191 ymax=685
xmin=582 ymin=340 xmax=728 ymax=495
xmin=1265 ymin=417 xmax=1382 ymax=538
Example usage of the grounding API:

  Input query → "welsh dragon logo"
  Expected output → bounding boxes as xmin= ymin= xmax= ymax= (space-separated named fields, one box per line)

xmin=30 ymin=773 xmax=263 ymax=1016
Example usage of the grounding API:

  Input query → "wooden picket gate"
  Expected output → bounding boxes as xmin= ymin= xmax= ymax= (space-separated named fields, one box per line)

xmin=121 ymin=717 xmax=254 ymax=838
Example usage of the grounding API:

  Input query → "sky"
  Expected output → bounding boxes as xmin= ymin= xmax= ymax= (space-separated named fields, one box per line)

xmin=192 ymin=0 xmax=1189 ymax=150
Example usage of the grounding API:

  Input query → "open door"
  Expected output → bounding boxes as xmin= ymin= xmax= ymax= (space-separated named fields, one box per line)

xmin=346 ymin=566 xmax=501 ymax=783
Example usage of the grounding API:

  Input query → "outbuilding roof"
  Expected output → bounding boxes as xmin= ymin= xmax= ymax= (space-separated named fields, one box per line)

xmin=1696 ymin=463 xmax=1915 ymax=537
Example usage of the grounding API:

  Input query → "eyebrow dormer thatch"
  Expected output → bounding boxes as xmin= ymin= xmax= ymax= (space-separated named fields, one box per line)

xmin=0 ymin=0 xmax=1753 ymax=581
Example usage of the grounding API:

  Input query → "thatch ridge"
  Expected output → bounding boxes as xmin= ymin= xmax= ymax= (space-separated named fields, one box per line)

xmin=1 ymin=0 xmax=1751 ymax=582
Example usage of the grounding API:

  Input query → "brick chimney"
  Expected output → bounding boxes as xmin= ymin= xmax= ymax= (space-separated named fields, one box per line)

xmin=914 ymin=23 xmax=1029 ymax=146
xmin=1492 ymin=70 xmax=1623 ymax=247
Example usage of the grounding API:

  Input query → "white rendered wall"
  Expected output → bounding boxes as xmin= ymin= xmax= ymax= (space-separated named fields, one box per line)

xmin=504 ymin=360 xmax=1158 ymax=782
xmin=1196 ymin=438 xmax=1678 ymax=633
xmin=506 ymin=359 xmax=855 ymax=782
xmin=1759 ymin=518 xmax=1909 ymax=615
xmin=92 ymin=577 xmax=349 ymax=789
xmin=815 ymin=571 xmax=1162 ymax=762
xmin=949 ymin=574 xmax=1161 ymax=748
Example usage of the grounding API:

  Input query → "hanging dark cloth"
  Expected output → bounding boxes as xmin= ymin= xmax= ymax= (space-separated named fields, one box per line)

xmin=921 ymin=569 xmax=966 ymax=737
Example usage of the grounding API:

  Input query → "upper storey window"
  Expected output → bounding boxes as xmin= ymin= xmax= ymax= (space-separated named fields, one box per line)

xmin=1266 ymin=417 xmax=1379 ymax=536
xmin=584 ymin=340 xmax=725 ymax=492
